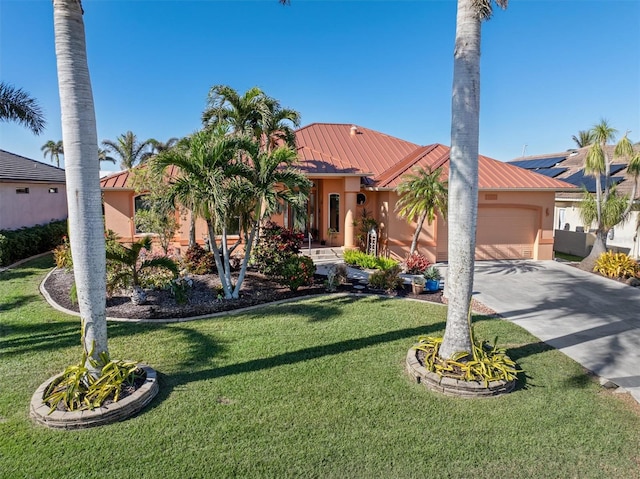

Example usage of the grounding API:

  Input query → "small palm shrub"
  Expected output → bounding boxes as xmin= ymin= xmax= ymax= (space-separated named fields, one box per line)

xmin=106 ymin=236 xmax=179 ymax=296
xmin=413 ymin=335 xmax=520 ymax=385
xmin=404 ymin=252 xmax=430 ymax=274
xmin=594 ymin=251 xmax=639 ymax=279
xmin=368 ymin=265 xmax=404 ymax=292
xmin=252 ymin=222 xmax=304 ymax=278
xmin=184 ymin=244 xmax=216 ymax=275
xmin=279 ymin=255 xmax=315 ymax=291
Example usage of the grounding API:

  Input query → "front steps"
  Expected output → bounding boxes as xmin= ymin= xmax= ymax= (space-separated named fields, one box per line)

xmin=302 ymin=246 xmax=344 ymax=265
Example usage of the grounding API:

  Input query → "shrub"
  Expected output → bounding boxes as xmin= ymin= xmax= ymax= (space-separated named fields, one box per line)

xmin=0 ymin=219 xmax=67 ymax=266
xmin=168 ymin=275 xmax=193 ymax=305
xmin=375 ymin=256 xmax=399 ymax=271
xmin=53 ymin=236 xmax=73 ymax=269
xmin=184 ymin=244 xmax=216 ymax=275
xmin=252 ymin=222 xmax=304 ymax=278
xmin=404 ymin=252 xmax=430 ymax=274
xmin=368 ymin=265 xmax=404 ymax=292
xmin=343 ymin=250 xmax=398 ymax=271
xmin=279 ymin=255 xmax=315 ymax=291
xmin=594 ymin=251 xmax=639 ymax=279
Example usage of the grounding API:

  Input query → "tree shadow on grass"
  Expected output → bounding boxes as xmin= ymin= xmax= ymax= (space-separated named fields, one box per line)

xmin=146 ymin=319 xmax=447 ymax=411
xmin=0 ymin=294 xmax=39 ymax=313
xmin=0 ymin=320 xmax=157 ymax=359
xmin=242 ymin=294 xmax=402 ymax=323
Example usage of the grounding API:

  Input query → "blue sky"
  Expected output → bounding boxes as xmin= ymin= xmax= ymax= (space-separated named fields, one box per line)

xmin=1 ymin=0 xmax=638 ymax=171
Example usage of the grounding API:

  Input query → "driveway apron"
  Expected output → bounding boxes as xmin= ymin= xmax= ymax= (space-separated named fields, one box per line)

xmin=471 ymin=260 xmax=640 ymax=404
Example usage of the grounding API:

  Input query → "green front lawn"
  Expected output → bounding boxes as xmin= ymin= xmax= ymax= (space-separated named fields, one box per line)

xmin=1 ymin=256 xmax=639 ymax=478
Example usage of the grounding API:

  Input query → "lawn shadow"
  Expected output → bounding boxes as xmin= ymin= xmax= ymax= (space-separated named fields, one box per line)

xmin=149 ymin=319 xmax=447 ymax=408
xmin=0 ymin=294 xmax=39 ymax=313
xmin=506 ymin=341 xmax=555 ymax=391
xmin=1 ymin=320 xmax=154 ymax=358
xmin=243 ymin=294 xmax=402 ymax=323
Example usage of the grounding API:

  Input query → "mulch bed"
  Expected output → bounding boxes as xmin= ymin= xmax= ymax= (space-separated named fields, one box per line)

xmin=43 ymin=268 xmax=487 ymax=321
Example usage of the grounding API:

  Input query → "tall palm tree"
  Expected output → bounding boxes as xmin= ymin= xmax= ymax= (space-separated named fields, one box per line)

xmin=0 ymin=81 xmax=46 ymax=134
xmin=149 ymin=137 xmax=179 ymax=155
xmin=439 ymin=0 xmax=508 ymax=360
xmin=395 ymin=166 xmax=448 ymax=255
xmin=257 ymin=95 xmax=301 ymax=152
xmin=579 ymin=122 xmax=640 ymax=270
xmin=232 ymin=141 xmax=311 ymax=297
xmin=153 ymin=127 xmax=245 ymax=299
xmin=53 ymin=0 xmax=108 ymax=374
xmin=41 ymin=140 xmax=64 ymax=168
xmin=572 ymin=130 xmax=595 ymax=149
xmin=101 ymin=131 xmax=154 ymax=169
xmin=202 ymin=85 xmax=266 ymax=137
xmin=98 ymin=147 xmax=116 ymax=165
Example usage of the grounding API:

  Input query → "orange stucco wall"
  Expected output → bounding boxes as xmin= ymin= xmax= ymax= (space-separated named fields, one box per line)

xmin=102 ymin=182 xmax=557 ymax=261
xmin=103 ymin=190 xmax=135 ymax=241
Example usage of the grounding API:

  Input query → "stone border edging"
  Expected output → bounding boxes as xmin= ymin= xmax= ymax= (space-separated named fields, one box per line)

xmin=40 ymin=268 xmax=448 ymax=323
xmin=30 ymin=364 xmax=159 ymax=429
xmin=406 ymin=347 xmax=516 ymax=398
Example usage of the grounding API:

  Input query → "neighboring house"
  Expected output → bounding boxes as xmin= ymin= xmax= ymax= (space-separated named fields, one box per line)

xmin=510 ymin=146 xmax=640 ymax=258
xmin=0 ymin=149 xmax=68 ymax=230
xmin=100 ymin=123 xmax=575 ymax=262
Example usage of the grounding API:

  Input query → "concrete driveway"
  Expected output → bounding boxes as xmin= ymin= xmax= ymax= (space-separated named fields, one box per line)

xmin=471 ymin=260 xmax=640 ymax=404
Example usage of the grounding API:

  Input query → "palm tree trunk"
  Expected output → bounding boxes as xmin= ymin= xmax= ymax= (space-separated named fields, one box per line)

xmin=410 ymin=212 xmax=427 ymax=255
xmin=439 ymin=0 xmax=480 ymax=360
xmin=189 ymin=211 xmax=196 ymax=247
xmin=53 ymin=0 xmax=108 ymax=374
xmin=207 ymin=220 xmax=232 ymax=298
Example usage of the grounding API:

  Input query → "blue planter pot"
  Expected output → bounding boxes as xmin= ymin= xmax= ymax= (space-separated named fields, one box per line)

xmin=425 ymin=279 xmax=439 ymax=292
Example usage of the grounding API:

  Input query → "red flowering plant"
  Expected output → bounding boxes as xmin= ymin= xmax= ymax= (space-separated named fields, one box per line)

xmin=280 ymin=255 xmax=315 ymax=291
xmin=252 ymin=222 xmax=305 ymax=278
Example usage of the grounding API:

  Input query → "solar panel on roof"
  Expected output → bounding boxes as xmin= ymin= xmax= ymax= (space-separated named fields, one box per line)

xmin=532 ymin=167 xmax=567 ymax=178
xmin=610 ymin=164 xmax=626 ymax=175
xmin=562 ymin=171 xmax=624 ymax=192
xmin=509 ymin=156 xmax=567 ymax=169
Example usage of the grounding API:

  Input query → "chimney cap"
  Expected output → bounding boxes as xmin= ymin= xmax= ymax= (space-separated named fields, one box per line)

xmin=350 ymin=125 xmax=358 ymax=136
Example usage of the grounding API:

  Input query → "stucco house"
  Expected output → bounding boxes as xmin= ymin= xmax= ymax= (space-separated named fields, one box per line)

xmin=100 ymin=123 xmax=575 ymax=262
xmin=0 ymin=149 xmax=68 ymax=230
xmin=510 ymin=146 xmax=640 ymax=258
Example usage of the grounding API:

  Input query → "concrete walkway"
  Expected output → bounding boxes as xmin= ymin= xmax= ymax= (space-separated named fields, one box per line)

xmin=471 ymin=260 xmax=640 ymax=404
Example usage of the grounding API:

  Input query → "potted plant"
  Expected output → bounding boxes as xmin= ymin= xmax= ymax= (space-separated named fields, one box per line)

xmin=411 ymin=276 xmax=425 ymax=295
xmin=423 ymin=265 xmax=441 ymax=292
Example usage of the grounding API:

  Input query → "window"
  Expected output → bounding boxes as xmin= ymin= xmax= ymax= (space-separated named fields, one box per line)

xmin=356 ymin=193 xmax=366 ymax=205
xmin=134 ymin=195 xmax=151 ymax=234
xmin=16 ymin=187 xmax=29 ymax=194
xmin=329 ymin=193 xmax=340 ymax=232
xmin=48 ymin=187 xmax=58 ymax=194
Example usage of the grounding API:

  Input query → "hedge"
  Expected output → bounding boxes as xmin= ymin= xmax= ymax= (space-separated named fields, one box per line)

xmin=0 ymin=220 xmax=67 ymax=267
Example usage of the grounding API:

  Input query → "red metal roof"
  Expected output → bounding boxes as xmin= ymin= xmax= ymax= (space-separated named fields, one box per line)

xmin=99 ymin=164 xmax=180 ymax=189
xmin=100 ymin=123 xmax=576 ymax=192
xmin=295 ymin=123 xmax=420 ymax=176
